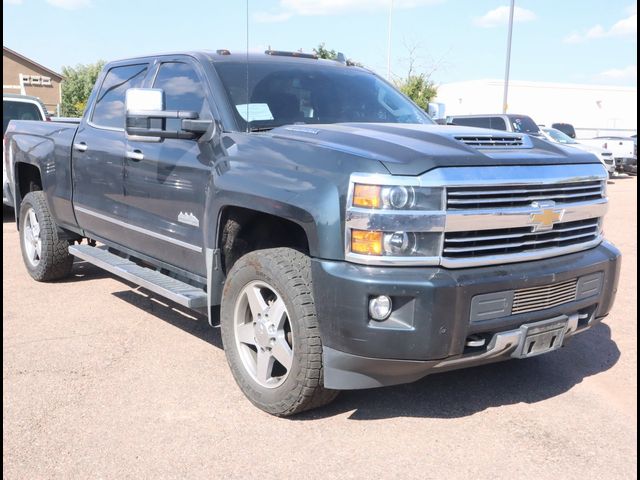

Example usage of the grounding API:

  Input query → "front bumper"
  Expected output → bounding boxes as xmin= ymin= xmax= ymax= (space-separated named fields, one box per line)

xmin=312 ymin=241 xmax=621 ymax=389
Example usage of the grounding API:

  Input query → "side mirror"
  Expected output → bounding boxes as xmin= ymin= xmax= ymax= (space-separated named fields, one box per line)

xmin=125 ymin=88 xmax=213 ymax=140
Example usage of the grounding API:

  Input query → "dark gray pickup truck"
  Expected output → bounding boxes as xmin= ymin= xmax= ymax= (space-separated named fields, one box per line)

xmin=5 ymin=50 xmax=621 ymax=416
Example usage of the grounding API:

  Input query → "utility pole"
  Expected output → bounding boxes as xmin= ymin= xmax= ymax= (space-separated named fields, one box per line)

xmin=387 ymin=0 xmax=394 ymax=80
xmin=502 ymin=0 xmax=515 ymax=113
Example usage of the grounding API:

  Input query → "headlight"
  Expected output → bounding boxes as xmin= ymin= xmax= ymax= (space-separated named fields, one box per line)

xmin=347 ymin=175 xmax=445 ymax=265
xmin=351 ymin=230 xmax=441 ymax=257
xmin=352 ymin=183 xmax=443 ymax=211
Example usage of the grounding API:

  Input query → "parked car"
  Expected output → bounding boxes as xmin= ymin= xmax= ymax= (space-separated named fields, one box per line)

xmin=5 ymin=50 xmax=621 ymax=416
xmin=540 ymin=127 xmax=616 ymax=177
xmin=580 ymin=136 xmax=637 ymax=175
xmin=3 ymin=94 xmax=49 ymax=206
xmin=447 ymin=113 xmax=543 ymax=137
xmin=551 ymin=123 xmax=576 ymax=139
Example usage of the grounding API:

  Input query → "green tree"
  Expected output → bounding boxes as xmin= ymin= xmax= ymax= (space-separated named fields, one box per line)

xmin=313 ymin=43 xmax=362 ymax=67
xmin=393 ymin=43 xmax=438 ymax=109
xmin=395 ymin=74 xmax=438 ymax=110
xmin=313 ymin=42 xmax=338 ymax=60
xmin=61 ymin=60 xmax=105 ymax=117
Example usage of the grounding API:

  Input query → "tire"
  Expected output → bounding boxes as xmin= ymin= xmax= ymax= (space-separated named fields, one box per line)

xmin=19 ymin=191 xmax=74 ymax=281
xmin=220 ymin=248 xmax=338 ymax=416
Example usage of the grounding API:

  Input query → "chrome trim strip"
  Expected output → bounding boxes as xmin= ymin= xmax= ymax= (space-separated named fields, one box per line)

xmin=443 ymin=231 xmax=599 ymax=253
xmin=346 ymin=208 xmax=445 ymax=233
xmin=444 ymin=221 xmax=598 ymax=243
xmin=350 ymin=163 xmax=607 ymax=188
xmin=440 ymin=237 xmax=603 ymax=268
xmin=445 ymin=199 xmax=608 ymax=232
xmin=74 ymin=206 xmax=202 ymax=253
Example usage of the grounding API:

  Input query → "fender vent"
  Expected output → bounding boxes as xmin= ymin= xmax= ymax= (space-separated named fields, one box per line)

xmin=455 ymin=135 xmax=525 ymax=148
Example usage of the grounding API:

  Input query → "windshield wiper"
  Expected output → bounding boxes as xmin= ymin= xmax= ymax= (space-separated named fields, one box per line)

xmin=249 ymin=126 xmax=276 ymax=132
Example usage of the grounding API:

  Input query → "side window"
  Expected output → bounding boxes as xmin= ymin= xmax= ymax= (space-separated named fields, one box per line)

xmin=91 ymin=64 xmax=148 ymax=129
xmin=153 ymin=62 xmax=210 ymax=130
xmin=490 ymin=117 xmax=507 ymax=131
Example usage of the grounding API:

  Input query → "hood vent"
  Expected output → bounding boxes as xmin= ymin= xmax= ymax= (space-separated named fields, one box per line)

xmin=455 ymin=135 xmax=526 ymax=148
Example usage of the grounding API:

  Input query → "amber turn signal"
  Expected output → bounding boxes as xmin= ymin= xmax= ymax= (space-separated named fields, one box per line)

xmin=353 ymin=184 xmax=381 ymax=208
xmin=351 ymin=230 xmax=383 ymax=255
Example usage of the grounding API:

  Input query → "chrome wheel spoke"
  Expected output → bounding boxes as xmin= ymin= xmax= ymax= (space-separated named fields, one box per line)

xmin=33 ymin=240 xmax=41 ymax=261
xmin=255 ymin=349 xmax=275 ymax=384
xmin=246 ymin=285 xmax=268 ymax=319
xmin=236 ymin=322 xmax=256 ymax=346
xmin=271 ymin=336 xmax=293 ymax=371
xmin=29 ymin=211 xmax=40 ymax=237
xmin=269 ymin=298 xmax=288 ymax=329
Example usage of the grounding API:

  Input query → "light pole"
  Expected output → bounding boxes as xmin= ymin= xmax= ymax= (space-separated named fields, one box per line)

xmin=502 ymin=0 xmax=515 ymax=113
xmin=387 ymin=0 xmax=394 ymax=80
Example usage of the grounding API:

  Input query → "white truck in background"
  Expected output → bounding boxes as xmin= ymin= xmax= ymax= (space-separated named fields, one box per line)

xmin=579 ymin=136 xmax=637 ymax=175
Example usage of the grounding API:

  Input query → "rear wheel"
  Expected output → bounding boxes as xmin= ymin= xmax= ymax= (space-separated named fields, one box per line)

xmin=220 ymin=248 xmax=338 ymax=416
xmin=19 ymin=191 xmax=73 ymax=281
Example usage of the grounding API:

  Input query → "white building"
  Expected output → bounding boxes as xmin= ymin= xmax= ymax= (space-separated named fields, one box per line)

xmin=434 ymin=79 xmax=637 ymax=138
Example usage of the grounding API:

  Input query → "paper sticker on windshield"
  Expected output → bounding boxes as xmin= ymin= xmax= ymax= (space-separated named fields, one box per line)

xmin=236 ymin=103 xmax=274 ymax=122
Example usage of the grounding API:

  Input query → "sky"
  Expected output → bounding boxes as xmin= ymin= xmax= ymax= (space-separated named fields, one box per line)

xmin=3 ymin=0 xmax=637 ymax=87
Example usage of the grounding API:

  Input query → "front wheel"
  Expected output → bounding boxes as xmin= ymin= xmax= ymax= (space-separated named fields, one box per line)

xmin=220 ymin=248 xmax=338 ymax=416
xmin=19 ymin=191 xmax=74 ymax=281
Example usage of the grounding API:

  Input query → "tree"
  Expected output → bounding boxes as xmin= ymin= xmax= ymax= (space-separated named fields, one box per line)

xmin=313 ymin=43 xmax=362 ymax=67
xmin=61 ymin=60 xmax=105 ymax=117
xmin=395 ymin=74 xmax=438 ymax=110
xmin=393 ymin=42 xmax=439 ymax=109
xmin=313 ymin=42 xmax=337 ymax=60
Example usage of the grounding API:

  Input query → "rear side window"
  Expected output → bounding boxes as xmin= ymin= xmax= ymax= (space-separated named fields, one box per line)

xmin=3 ymin=101 xmax=43 ymax=134
xmin=153 ymin=62 xmax=209 ymax=130
xmin=91 ymin=64 xmax=148 ymax=129
xmin=508 ymin=115 xmax=540 ymax=134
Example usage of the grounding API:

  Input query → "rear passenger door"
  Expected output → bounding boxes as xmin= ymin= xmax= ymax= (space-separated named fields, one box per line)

xmin=72 ymin=63 xmax=149 ymax=243
xmin=123 ymin=59 xmax=214 ymax=276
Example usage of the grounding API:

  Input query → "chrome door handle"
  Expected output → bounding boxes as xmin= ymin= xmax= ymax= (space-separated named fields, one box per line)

xmin=73 ymin=142 xmax=88 ymax=152
xmin=126 ymin=150 xmax=144 ymax=161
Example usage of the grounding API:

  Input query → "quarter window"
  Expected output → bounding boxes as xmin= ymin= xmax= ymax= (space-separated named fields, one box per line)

xmin=91 ymin=64 xmax=148 ymax=129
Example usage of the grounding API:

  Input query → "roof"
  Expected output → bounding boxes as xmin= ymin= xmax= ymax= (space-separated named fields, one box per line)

xmin=3 ymin=46 xmax=63 ymax=79
xmin=108 ymin=50 xmax=351 ymax=68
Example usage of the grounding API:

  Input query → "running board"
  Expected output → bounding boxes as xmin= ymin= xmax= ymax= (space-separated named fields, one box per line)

xmin=69 ymin=244 xmax=207 ymax=309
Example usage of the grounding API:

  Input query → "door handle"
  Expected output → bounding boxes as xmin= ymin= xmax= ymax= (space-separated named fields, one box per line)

xmin=73 ymin=142 xmax=88 ymax=152
xmin=126 ymin=149 xmax=144 ymax=161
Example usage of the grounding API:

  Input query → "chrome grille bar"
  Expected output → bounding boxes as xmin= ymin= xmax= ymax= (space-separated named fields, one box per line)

xmin=443 ymin=219 xmax=600 ymax=257
xmin=447 ymin=181 xmax=605 ymax=210
xmin=512 ymin=280 xmax=578 ymax=314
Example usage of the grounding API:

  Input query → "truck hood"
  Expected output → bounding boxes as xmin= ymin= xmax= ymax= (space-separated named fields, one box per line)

xmin=269 ymin=123 xmax=601 ymax=176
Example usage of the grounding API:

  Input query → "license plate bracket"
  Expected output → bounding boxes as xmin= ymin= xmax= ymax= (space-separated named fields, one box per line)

xmin=512 ymin=316 xmax=569 ymax=359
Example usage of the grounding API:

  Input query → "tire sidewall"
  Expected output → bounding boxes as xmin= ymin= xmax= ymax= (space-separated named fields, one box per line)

xmin=220 ymin=251 xmax=311 ymax=411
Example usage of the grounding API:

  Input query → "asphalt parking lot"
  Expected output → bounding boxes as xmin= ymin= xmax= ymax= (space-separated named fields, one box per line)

xmin=3 ymin=177 xmax=637 ymax=480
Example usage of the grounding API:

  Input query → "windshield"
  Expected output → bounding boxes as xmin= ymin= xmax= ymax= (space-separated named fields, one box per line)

xmin=214 ymin=62 xmax=433 ymax=131
xmin=3 ymin=100 xmax=43 ymax=134
xmin=544 ymin=128 xmax=577 ymax=144
xmin=507 ymin=115 xmax=540 ymax=134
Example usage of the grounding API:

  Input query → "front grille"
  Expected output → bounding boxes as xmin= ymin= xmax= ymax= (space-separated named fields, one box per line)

xmin=443 ymin=218 xmax=600 ymax=258
xmin=447 ymin=181 xmax=605 ymax=210
xmin=455 ymin=135 xmax=524 ymax=148
xmin=512 ymin=279 xmax=578 ymax=314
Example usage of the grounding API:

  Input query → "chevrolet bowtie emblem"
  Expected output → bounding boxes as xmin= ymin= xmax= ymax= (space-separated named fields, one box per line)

xmin=530 ymin=201 xmax=564 ymax=231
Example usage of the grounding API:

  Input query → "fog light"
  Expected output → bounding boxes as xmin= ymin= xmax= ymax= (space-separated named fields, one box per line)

xmin=369 ymin=295 xmax=392 ymax=321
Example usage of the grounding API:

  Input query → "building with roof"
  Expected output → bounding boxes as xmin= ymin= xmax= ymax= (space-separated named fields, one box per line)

xmin=3 ymin=46 xmax=63 ymax=115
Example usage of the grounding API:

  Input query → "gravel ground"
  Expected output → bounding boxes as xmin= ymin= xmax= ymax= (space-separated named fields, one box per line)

xmin=3 ymin=177 xmax=637 ymax=480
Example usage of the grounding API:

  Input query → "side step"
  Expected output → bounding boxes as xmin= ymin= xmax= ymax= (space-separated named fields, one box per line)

xmin=69 ymin=244 xmax=207 ymax=309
